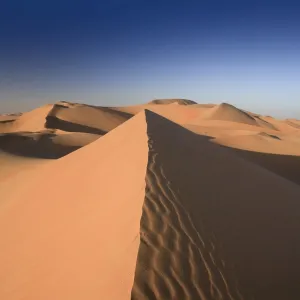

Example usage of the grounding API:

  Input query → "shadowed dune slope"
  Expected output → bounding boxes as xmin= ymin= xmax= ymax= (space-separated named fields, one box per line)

xmin=254 ymin=116 xmax=278 ymax=130
xmin=0 ymin=114 xmax=20 ymax=123
xmin=0 ymin=132 xmax=99 ymax=159
xmin=46 ymin=102 xmax=132 ymax=134
xmin=229 ymin=147 xmax=300 ymax=186
xmin=213 ymin=131 xmax=300 ymax=156
xmin=286 ymin=119 xmax=300 ymax=129
xmin=200 ymin=103 xmax=259 ymax=126
xmin=0 ymin=102 xmax=132 ymax=135
xmin=132 ymin=110 xmax=300 ymax=300
xmin=0 ymin=112 xmax=149 ymax=300
xmin=115 ymin=104 xmax=209 ymax=125
xmin=0 ymin=105 xmax=54 ymax=133
xmin=1 ymin=107 xmax=300 ymax=300
xmin=0 ymin=131 xmax=99 ymax=180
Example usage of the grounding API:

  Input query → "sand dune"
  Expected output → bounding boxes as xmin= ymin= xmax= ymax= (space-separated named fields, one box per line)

xmin=0 ymin=114 xmax=20 ymax=122
xmin=0 ymin=150 xmax=48 ymax=182
xmin=0 ymin=111 xmax=149 ymax=300
xmin=115 ymin=104 xmax=209 ymax=125
xmin=0 ymin=130 xmax=99 ymax=180
xmin=199 ymin=103 xmax=261 ymax=126
xmin=130 ymin=111 xmax=300 ymax=300
xmin=285 ymin=119 xmax=300 ymax=129
xmin=191 ymin=103 xmax=216 ymax=108
xmin=0 ymin=101 xmax=132 ymax=135
xmin=1 ymin=100 xmax=300 ymax=300
xmin=148 ymin=98 xmax=197 ymax=105
xmin=229 ymin=147 xmax=300 ymax=186
xmin=213 ymin=131 xmax=300 ymax=155
xmin=3 ymin=104 xmax=54 ymax=133
xmin=46 ymin=102 xmax=132 ymax=134
xmin=0 ymin=101 xmax=125 ymax=178
xmin=0 ymin=131 xmax=99 ymax=159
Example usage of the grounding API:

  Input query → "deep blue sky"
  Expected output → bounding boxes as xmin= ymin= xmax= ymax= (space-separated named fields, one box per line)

xmin=0 ymin=0 xmax=300 ymax=117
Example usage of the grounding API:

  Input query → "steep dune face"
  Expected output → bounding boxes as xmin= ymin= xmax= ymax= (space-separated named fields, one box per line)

xmin=0 ymin=102 xmax=132 ymax=135
xmin=213 ymin=131 xmax=300 ymax=155
xmin=0 ymin=112 xmax=148 ymax=300
xmin=254 ymin=116 xmax=278 ymax=130
xmin=0 ymin=114 xmax=20 ymax=122
xmin=0 ymin=130 xmax=99 ymax=180
xmin=132 ymin=111 xmax=300 ymax=300
xmin=0 ymin=114 xmax=20 ymax=132
xmin=0 ymin=131 xmax=99 ymax=159
xmin=0 ymin=102 xmax=127 ymax=178
xmin=200 ymin=103 xmax=259 ymax=126
xmin=1 ymin=102 xmax=300 ymax=300
xmin=115 ymin=104 xmax=210 ymax=125
xmin=286 ymin=119 xmax=300 ymax=129
xmin=0 ymin=104 xmax=54 ymax=133
xmin=46 ymin=102 xmax=132 ymax=134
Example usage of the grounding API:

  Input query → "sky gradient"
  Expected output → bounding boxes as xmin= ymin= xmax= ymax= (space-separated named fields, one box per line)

xmin=1 ymin=0 xmax=300 ymax=118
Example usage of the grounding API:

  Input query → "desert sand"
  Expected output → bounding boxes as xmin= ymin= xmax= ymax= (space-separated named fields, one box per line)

xmin=1 ymin=99 xmax=300 ymax=299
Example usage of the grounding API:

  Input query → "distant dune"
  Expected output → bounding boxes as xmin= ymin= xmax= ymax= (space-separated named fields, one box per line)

xmin=1 ymin=100 xmax=300 ymax=299
xmin=148 ymin=98 xmax=197 ymax=105
xmin=46 ymin=102 xmax=132 ymax=134
xmin=0 ymin=111 xmax=149 ymax=300
xmin=200 ymin=102 xmax=259 ymax=125
xmin=132 ymin=111 xmax=300 ymax=300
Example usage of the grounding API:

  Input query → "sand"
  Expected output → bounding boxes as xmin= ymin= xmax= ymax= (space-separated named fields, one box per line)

xmin=131 ymin=111 xmax=300 ymax=300
xmin=1 ymin=99 xmax=300 ymax=299
xmin=148 ymin=98 xmax=198 ymax=105
xmin=0 ymin=111 xmax=148 ymax=300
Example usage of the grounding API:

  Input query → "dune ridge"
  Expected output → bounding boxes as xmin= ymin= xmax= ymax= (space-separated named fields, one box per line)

xmin=200 ymin=103 xmax=259 ymax=125
xmin=0 ymin=111 xmax=149 ymax=300
xmin=0 ymin=101 xmax=132 ymax=135
xmin=132 ymin=110 xmax=300 ymax=300
xmin=148 ymin=99 xmax=197 ymax=105
xmin=1 ymin=103 xmax=300 ymax=300
xmin=46 ymin=102 xmax=132 ymax=134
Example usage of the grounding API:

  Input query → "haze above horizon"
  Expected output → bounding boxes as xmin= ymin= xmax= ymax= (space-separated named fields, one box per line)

xmin=0 ymin=0 xmax=299 ymax=118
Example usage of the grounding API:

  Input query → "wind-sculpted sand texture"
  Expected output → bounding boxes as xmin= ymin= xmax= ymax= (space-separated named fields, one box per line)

xmin=132 ymin=111 xmax=300 ymax=300
xmin=132 ymin=143 xmax=242 ymax=300
xmin=1 ymin=100 xmax=300 ymax=300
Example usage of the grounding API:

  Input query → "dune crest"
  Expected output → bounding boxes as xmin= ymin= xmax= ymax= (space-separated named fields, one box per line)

xmin=132 ymin=110 xmax=300 ymax=300
xmin=1 ymin=102 xmax=300 ymax=300
xmin=200 ymin=102 xmax=259 ymax=126
xmin=0 ymin=111 xmax=149 ymax=300
xmin=148 ymin=99 xmax=197 ymax=105
xmin=46 ymin=102 xmax=132 ymax=134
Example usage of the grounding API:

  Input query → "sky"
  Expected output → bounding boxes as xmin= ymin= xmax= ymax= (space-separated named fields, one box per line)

xmin=0 ymin=0 xmax=300 ymax=118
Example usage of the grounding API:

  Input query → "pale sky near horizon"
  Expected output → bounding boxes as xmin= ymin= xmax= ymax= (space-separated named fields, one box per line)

xmin=1 ymin=0 xmax=299 ymax=118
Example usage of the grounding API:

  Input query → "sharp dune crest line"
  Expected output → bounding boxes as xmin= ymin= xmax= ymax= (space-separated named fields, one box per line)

xmin=132 ymin=110 xmax=300 ymax=300
xmin=199 ymin=103 xmax=259 ymax=126
xmin=1 ymin=102 xmax=300 ymax=300
xmin=0 ymin=111 xmax=149 ymax=300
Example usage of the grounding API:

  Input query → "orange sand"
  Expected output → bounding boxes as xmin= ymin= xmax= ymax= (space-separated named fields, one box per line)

xmin=1 ymin=99 xmax=300 ymax=300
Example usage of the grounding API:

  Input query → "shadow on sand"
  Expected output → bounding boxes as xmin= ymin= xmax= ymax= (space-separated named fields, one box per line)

xmin=0 ymin=133 xmax=81 ymax=159
xmin=225 ymin=147 xmax=300 ymax=186
xmin=45 ymin=116 xmax=107 ymax=135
